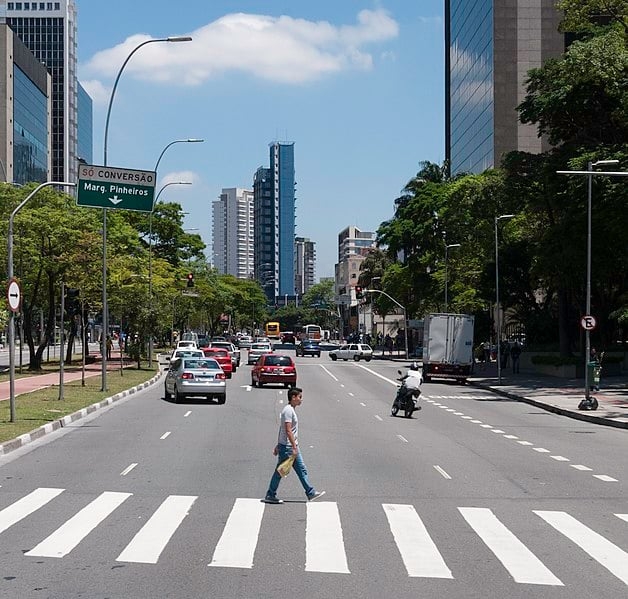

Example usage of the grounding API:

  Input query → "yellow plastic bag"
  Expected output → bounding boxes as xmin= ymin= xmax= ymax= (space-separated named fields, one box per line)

xmin=276 ymin=454 xmax=296 ymax=477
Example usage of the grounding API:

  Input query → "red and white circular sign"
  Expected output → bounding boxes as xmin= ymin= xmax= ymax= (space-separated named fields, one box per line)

xmin=6 ymin=278 xmax=21 ymax=313
xmin=580 ymin=315 xmax=597 ymax=331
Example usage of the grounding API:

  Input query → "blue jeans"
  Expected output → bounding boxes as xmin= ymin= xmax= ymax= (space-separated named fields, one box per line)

xmin=266 ymin=444 xmax=315 ymax=499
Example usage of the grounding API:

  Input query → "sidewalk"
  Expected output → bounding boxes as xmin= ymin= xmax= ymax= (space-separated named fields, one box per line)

xmin=373 ymin=351 xmax=628 ymax=429
xmin=0 ymin=350 xmax=135 ymax=401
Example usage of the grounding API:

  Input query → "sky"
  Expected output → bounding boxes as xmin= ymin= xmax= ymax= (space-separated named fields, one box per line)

xmin=77 ymin=0 xmax=445 ymax=280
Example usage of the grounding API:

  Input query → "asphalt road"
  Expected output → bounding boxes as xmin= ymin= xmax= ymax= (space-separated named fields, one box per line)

xmin=1 ymin=353 xmax=627 ymax=599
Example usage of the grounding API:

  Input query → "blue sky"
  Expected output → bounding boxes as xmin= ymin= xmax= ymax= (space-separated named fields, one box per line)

xmin=77 ymin=0 xmax=444 ymax=279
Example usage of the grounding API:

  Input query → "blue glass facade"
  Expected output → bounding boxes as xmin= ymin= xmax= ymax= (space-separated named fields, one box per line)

xmin=447 ymin=0 xmax=494 ymax=175
xmin=77 ymin=82 xmax=93 ymax=164
xmin=272 ymin=143 xmax=295 ymax=297
xmin=13 ymin=64 xmax=48 ymax=184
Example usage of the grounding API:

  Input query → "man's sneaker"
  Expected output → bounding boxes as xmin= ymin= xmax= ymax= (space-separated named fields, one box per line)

xmin=307 ymin=491 xmax=326 ymax=501
xmin=263 ymin=495 xmax=282 ymax=504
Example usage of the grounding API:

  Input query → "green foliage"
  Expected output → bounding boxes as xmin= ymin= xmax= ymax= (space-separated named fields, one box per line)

xmin=557 ymin=0 xmax=628 ymax=35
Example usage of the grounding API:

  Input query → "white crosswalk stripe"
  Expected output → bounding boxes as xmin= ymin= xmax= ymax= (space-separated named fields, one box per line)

xmin=459 ymin=507 xmax=563 ymax=586
xmin=535 ymin=510 xmax=628 ymax=586
xmin=383 ymin=503 xmax=452 ymax=578
xmin=117 ymin=495 xmax=197 ymax=564
xmin=2 ymin=488 xmax=628 ymax=587
xmin=25 ymin=491 xmax=132 ymax=558
xmin=0 ymin=487 xmax=64 ymax=535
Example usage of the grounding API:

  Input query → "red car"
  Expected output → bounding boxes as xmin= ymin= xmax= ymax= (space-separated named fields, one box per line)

xmin=251 ymin=354 xmax=297 ymax=388
xmin=203 ymin=347 xmax=233 ymax=378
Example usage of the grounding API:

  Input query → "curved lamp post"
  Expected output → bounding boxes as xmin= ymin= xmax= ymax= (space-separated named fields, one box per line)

xmin=154 ymin=138 xmax=204 ymax=174
xmin=365 ymin=288 xmax=408 ymax=360
xmin=147 ymin=181 xmax=192 ymax=366
xmin=7 ymin=181 xmax=76 ymax=421
xmin=495 ymin=214 xmax=514 ymax=384
xmin=444 ymin=243 xmax=461 ymax=312
xmin=100 ymin=35 xmax=192 ymax=390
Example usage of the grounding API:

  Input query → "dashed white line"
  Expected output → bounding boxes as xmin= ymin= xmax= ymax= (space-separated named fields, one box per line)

xmin=433 ymin=465 xmax=452 ymax=480
xmin=571 ymin=465 xmax=593 ymax=471
xmin=461 ymin=416 xmax=473 ymax=419
xmin=348 ymin=392 xmax=355 ymax=397
xmin=183 ymin=411 xmax=191 ymax=418
xmin=593 ymin=475 xmax=618 ymax=482
xmin=551 ymin=456 xmax=569 ymax=462
xmin=397 ymin=435 xmax=408 ymax=443
xmin=491 ymin=429 xmax=505 ymax=434
xmin=160 ymin=432 xmax=171 ymax=440
xmin=360 ymin=402 xmax=366 ymax=407
xmin=319 ymin=365 xmax=338 ymax=381
xmin=480 ymin=424 xmax=493 ymax=428
xmin=470 ymin=420 xmax=483 ymax=424
xmin=503 ymin=434 xmax=519 ymax=439
xmin=518 ymin=441 xmax=534 ymax=446
xmin=120 ymin=463 xmax=137 ymax=476
xmin=533 ymin=448 xmax=551 ymax=453
xmin=374 ymin=415 xmax=383 ymax=421
xmin=453 ymin=412 xmax=464 ymax=415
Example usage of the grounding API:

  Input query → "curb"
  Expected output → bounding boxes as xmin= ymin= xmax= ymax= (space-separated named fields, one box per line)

xmin=468 ymin=380 xmax=628 ymax=430
xmin=0 ymin=371 xmax=163 ymax=457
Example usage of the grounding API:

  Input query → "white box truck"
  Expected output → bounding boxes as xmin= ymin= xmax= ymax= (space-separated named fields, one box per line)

xmin=422 ymin=313 xmax=475 ymax=383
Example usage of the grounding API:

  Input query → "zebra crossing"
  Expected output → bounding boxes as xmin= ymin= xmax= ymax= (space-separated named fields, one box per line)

xmin=1 ymin=487 xmax=627 ymax=586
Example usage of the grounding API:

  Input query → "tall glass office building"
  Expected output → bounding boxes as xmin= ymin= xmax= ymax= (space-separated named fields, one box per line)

xmin=253 ymin=142 xmax=296 ymax=302
xmin=0 ymin=23 xmax=51 ymax=184
xmin=445 ymin=0 xmax=564 ymax=175
xmin=77 ymin=81 xmax=92 ymax=164
xmin=3 ymin=0 xmax=82 ymax=182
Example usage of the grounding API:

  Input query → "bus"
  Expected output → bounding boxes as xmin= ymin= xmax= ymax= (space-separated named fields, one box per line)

xmin=303 ymin=324 xmax=322 ymax=340
xmin=264 ymin=322 xmax=281 ymax=339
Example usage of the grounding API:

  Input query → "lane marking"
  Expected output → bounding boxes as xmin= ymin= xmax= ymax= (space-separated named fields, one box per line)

xmin=0 ymin=488 xmax=64 ymax=535
xmin=460 ymin=507 xmax=563 ymax=586
xmin=616 ymin=514 xmax=628 ymax=523
xmin=453 ymin=412 xmax=464 ymax=415
xmin=533 ymin=448 xmax=550 ymax=453
xmin=571 ymin=465 xmax=593 ymax=471
xmin=160 ymin=432 xmax=171 ymax=440
xmin=491 ymin=429 xmax=505 ymax=434
xmin=461 ymin=416 xmax=473 ymax=420
xmin=209 ymin=498 xmax=265 ymax=569
xmin=355 ymin=363 xmax=400 ymax=387
xmin=550 ymin=456 xmax=569 ymax=462
xmin=117 ymin=495 xmax=197 ymax=564
xmin=471 ymin=420 xmax=482 ymax=424
xmin=397 ymin=435 xmax=408 ymax=443
xmin=480 ymin=424 xmax=493 ymax=428
xmin=593 ymin=475 xmax=618 ymax=482
xmin=120 ymin=463 xmax=138 ymax=476
xmin=360 ymin=402 xmax=366 ymax=407
xmin=383 ymin=504 xmax=453 ymax=579
xmin=319 ymin=365 xmax=338 ymax=382
xmin=433 ymin=465 xmax=452 ymax=480
xmin=535 ymin=510 xmax=628 ymax=586
xmin=503 ymin=435 xmax=519 ymax=439
xmin=26 ymin=492 xmax=132 ymax=558
xmin=348 ymin=392 xmax=355 ymax=397
xmin=184 ymin=411 xmax=191 ymax=418
xmin=374 ymin=415 xmax=383 ymax=421
xmin=305 ymin=502 xmax=350 ymax=573
xmin=518 ymin=441 xmax=533 ymax=446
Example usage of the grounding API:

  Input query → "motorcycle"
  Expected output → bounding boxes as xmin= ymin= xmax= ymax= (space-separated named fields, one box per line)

xmin=391 ymin=369 xmax=421 ymax=418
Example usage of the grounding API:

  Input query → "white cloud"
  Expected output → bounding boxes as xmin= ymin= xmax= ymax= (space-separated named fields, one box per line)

xmin=82 ymin=10 xmax=399 ymax=86
xmin=159 ymin=171 xmax=201 ymax=188
xmin=80 ymin=79 xmax=111 ymax=105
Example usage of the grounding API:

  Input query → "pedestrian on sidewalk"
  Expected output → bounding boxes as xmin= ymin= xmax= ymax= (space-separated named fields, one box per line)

xmin=500 ymin=341 xmax=510 ymax=369
xmin=511 ymin=340 xmax=521 ymax=374
xmin=483 ymin=341 xmax=491 ymax=363
xmin=106 ymin=335 xmax=113 ymax=360
xmin=265 ymin=387 xmax=325 ymax=504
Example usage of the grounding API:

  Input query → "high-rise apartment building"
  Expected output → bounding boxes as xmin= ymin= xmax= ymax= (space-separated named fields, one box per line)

xmin=0 ymin=23 xmax=51 ymax=184
xmin=253 ymin=142 xmax=296 ymax=301
xmin=212 ymin=187 xmax=254 ymax=279
xmin=445 ymin=0 xmax=564 ymax=175
xmin=335 ymin=226 xmax=376 ymax=300
xmin=294 ymin=236 xmax=316 ymax=296
xmin=3 ymin=0 xmax=88 ymax=183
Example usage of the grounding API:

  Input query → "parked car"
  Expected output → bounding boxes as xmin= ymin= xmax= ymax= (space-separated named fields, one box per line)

xmin=251 ymin=354 xmax=297 ymax=388
xmin=248 ymin=342 xmax=273 ymax=365
xmin=209 ymin=341 xmax=241 ymax=370
xmin=202 ymin=347 xmax=233 ymax=378
xmin=329 ymin=343 xmax=373 ymax=362
xmin=164 ymin=357 xmax=227 ymax=403
xmin=295 ymin=339 xmax=321 ymax=358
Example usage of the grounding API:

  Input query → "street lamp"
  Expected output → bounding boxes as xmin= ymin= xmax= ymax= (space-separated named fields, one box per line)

xmin=7 ymin=181 xmax=76 ymax=421
xmin=365 ymin=289 xmax=409 ymax=360
xmin=556 ymin=160 xmax=623 ymax=409
xmin=154 ymin=138 xmax=204 ymax=173
xmin=101 ymin=34 xmax=192 ymax=390
xmin=495 ymin=214 xmax=514 ymax=384
xmin=147 ymin=181 xmax=192 ymax=367
xmin=444 ymin=243 xmax=461 ymax=312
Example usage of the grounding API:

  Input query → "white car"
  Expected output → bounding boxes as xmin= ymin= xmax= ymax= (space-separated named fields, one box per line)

xmin=329 ymin=343 xmax=373 ymax=362
xmin=176 ymin=340 xmax=197 ymax=350
xmin=210 ymin=341 xmax=241 ymax=370
xmin=170 ymin=348 xmax=204 ymax=362
xmin=248 ymin=342 xmax=273 ymax=365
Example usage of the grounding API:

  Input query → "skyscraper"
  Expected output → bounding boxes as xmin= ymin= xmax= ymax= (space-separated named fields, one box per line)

xmin=294 ymin=236 xmax=316 ymax=296
xmin=212 ymin=187 xmax=254 ymax=279
xmin=253 ymin=142 xmax=296 ymax=302
xmin=3 ymin=0 xmax=86 ymax=182
xmin=445 ymin=0 xmax=564 ymax=175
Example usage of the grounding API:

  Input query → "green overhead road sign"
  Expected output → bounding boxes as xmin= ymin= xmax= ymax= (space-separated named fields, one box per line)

xmin=77 ymin=164 xmax=156 ymax=212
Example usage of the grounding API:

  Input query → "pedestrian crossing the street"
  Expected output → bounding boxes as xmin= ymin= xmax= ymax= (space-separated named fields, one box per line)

xmin=1 ymin=488 xmax=628 ymax=587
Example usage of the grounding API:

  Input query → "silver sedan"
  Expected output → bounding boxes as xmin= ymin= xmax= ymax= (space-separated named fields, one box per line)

xmin=164 ymin=357 xmax=227 ymax=404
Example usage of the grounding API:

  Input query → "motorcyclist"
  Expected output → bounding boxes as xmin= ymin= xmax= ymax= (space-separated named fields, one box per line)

xmin=392 ymin=362 xmax=422 ymax=416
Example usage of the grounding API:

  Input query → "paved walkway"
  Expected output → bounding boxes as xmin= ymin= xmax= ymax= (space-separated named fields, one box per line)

xmin=372 ymin=352 xmax=628 ymax=429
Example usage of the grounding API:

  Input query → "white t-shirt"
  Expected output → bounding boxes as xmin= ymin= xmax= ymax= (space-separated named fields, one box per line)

xmin=278 ymin=404 xmax=298 ymax=446
xmin=404 ymin=370 xmax=423 ymax=390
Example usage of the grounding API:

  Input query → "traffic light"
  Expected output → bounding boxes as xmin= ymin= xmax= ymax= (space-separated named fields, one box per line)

xmin=66 ymin=288 xmax=80 ymax=316
xmin=355 ymin=286 xmax=363 ymax=300
xmin=186 ymin=273 xmax=195 ymax=288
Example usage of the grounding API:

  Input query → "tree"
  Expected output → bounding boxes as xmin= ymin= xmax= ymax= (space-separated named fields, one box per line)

xmin=558 ymin=0 xmax=628 ymax=35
